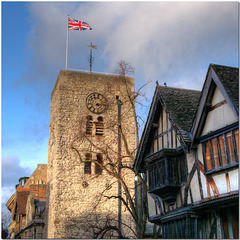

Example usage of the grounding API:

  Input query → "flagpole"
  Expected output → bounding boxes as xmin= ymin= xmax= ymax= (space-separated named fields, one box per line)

xmin=65 ymin=15 xmax=69 ymax=69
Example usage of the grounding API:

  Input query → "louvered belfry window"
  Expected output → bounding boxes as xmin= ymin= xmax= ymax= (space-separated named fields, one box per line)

xmin=84 ymin=153 xmax=91 ymax=174
xmin=95 ymin=153 xmax=103 ymax=174
xmin=95 ymin=116 xmax=104 ymax=135
xmin=86 ymin=116 xmax=93 ymax=135
xmin=202 ymin=129 xmax=239 ymax=173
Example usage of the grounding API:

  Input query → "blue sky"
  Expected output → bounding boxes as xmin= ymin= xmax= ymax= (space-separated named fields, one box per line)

xmin=1 ymin=1 xmax=238 ymax=206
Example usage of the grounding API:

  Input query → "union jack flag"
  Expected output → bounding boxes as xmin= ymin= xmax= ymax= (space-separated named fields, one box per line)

xmin=68 ymin=17 xmax=92 ymax=31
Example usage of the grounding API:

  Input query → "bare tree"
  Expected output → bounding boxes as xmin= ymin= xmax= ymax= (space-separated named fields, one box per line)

xmin=2 ymin=209 xmax=11 ymax=237
xmin=67 ymin=211 xmax=126 ymax=239
xmin=71 ymin=60 xmax=150 ymax=238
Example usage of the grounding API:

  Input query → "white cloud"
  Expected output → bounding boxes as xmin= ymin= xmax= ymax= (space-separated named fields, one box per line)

xmin=13 ymin=1 xmax=237 ymax=143
xmin=2 ymin=156 xmax=32 ymax=188
xmin=101 ymin=2 xmax=238 ymax=86
xmin=2 ymin=156 xmax=32 ymax=204
xmin=20 ymin=1 xmax=238 ymax=92
xmin=2 ymin=186 xmax=16 ymax=204
xmin=2 ymin=2 xmax=238 ymax=203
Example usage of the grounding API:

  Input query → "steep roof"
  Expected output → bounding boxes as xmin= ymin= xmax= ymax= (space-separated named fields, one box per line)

xmin=134 ymin=85 xmax=201 ymax=172
xmin=191 ymin=64 xmax=239 ymax=140
xmin=211 ymin=64 xmax=239 ymax=110
xmin=158 ymin=86 xmax=201 ymax=140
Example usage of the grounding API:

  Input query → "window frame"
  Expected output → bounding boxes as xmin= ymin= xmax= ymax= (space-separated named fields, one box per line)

xmin=201 ymin=126 xmax=239 ymax=175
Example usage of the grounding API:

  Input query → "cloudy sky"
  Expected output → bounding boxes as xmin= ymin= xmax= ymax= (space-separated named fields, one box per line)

xmin=2 ymin=1 xmax=238 ymax=206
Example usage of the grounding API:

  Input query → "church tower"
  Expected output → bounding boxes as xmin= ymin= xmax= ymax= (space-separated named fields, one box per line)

xmin=45 ymin=70 xmax=136 ymax=238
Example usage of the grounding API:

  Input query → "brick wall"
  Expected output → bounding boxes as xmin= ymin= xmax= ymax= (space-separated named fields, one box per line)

xmin=30 ymin=184 xmax=47 ymax=200
xmin=16 ymin=188 xmax=30 ymax=214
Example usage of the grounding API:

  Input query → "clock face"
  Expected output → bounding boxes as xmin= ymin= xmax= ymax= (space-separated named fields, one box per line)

xmin=86 ymin=92 xmax=108 ymax=114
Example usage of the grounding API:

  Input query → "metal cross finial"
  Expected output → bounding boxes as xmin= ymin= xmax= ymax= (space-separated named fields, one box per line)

xmin=88 ymin=42 xmax=97 ymax=72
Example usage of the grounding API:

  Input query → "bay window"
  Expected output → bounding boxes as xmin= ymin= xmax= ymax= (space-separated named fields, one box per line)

xmin=147 ymin=149 xmax=187 ymax=204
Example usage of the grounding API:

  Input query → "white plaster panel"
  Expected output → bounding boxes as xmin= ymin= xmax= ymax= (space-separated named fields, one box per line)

xmin=202 ymin=103 xmax=237 ymax=135
xmin=147 ymin=193 xmax=156 ymax=217
xmin=158 ymin=112 xmax=161 ymax=135
xmin=181 ymin=187 xmax=185 ymax=203
xmin=186 ymin=152 xmax=195 ymax=173
xmin=229 ymin=169 xmax=239 ymax=191
xmin=162 ymin=109 xmax=167 ymax=132
xmin=213 ymin=173 xmax=227 ymax=195
xmin=168 ymin=130 xmax=172 ymax=148
xmin=190 ymin=172 xmax=201 ymax=202
xmin=200 ymin=172 xmax=208 ymax=198
xmin=176 ymin=133 xmax=181 ymax=148
xmin=176 ymin=188 xmax=182 ymax=207
xmin=163 ymin=135 xmax=168 ymax=149
xmin=172 ymin=130 xmax=176 ymax=149
xmin=158 ymin=137 xmax=162 ymax=150
xmin=210 ymin=184 xmax=214 ymax=197
xmin=187 ymin=191 xmax=191 ymax=204
xmin=154 ymin=139 xmax=157 ymax=152
xmin=201 ymin=88 xmax=238 ymax=136
xmin=211 ymin=87 xmax=224 ymax=105
xmin=197 ymin=144 xmax=204 ymax=164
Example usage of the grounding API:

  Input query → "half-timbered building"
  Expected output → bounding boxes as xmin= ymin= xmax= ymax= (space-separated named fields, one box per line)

xmin=134 ymin=64 xmax=239 ymax=239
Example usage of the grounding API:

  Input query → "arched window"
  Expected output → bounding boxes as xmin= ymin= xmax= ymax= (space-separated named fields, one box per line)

xmin=95 ymin=154 xmax=103 ymax=174
xmin=86 ymin=116 xmax=93 ymax=135
xmin=84 ymin=153 xmax=91 ymax=174
xmin=95 ymin=116 xmax=104 ymax=135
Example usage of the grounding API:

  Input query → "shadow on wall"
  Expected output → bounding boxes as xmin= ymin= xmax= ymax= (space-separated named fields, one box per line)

xmin=64 ymin=212 xmax=132 ymax=239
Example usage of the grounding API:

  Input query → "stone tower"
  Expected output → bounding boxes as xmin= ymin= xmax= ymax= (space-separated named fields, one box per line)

xmin=45 ymin=71 xmax=136 ymax=238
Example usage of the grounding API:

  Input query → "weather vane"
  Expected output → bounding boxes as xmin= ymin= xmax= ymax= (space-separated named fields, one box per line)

xmin=88 ymin=42 xmax=97 ymax=72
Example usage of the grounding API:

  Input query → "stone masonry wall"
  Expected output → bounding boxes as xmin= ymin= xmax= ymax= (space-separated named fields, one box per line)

xmin=45 ymin=71 xmax=136 ymax=239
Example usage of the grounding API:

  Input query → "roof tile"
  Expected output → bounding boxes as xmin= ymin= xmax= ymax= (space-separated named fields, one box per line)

xmin=211 ymin=64 xmax=239 ymax=110
xmin=158 ymin=86 xmax=201 ymax=139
